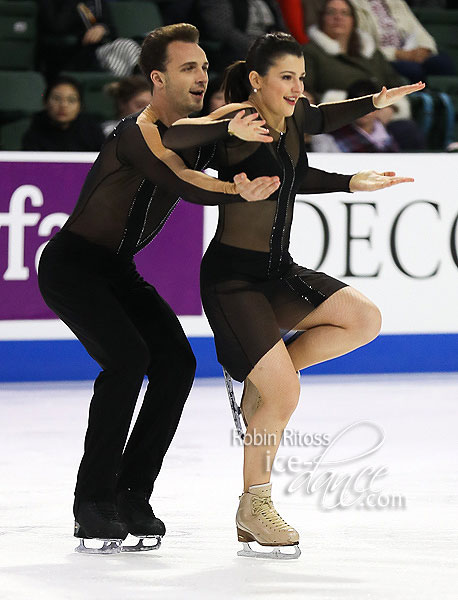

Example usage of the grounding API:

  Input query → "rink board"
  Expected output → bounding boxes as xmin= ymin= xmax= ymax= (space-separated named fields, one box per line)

xmin=0 ymin=152 xmax=457 ymax=381
xmin=0 ymin=334 xmax=457 ymax=381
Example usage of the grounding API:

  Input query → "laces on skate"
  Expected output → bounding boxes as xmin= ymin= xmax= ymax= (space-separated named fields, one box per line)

xmin=252 ymin=497 xmax=292 ymax=530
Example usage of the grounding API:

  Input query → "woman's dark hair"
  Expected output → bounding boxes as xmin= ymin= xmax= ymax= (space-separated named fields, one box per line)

xmin=318 ymin=0 xmax=360 ymax=58
xmin=140 ymin=23 xmax=199 ymax=89
xmin=44 ymin=76 xmax=83 ymax=103
xmin=223 ymin=32 xmax=304 ymax=103
xmin=104 ymin=75 xmax=150 ymax=113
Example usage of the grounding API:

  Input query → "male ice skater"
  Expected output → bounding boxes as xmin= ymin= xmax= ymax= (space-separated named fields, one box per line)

xmin=38 ymin=23 xmax=280 ymax=554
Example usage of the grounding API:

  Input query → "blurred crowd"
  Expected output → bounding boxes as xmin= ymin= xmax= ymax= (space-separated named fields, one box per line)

xmin=1 ymin=0 xmax=457 ymax=152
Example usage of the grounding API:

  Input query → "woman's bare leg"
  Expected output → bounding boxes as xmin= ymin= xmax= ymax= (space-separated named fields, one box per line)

xmin=287 ymin=286 xmax=382 ymax=371
xmin=243 ymin=341 xmax=300 ymax=491
xmin=240 ymin=287 xmax=381 ymax=491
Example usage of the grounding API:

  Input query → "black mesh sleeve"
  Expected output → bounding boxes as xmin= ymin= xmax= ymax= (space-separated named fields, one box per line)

xmin=299 ymin=167 xmax=352 ymax=194
xmin=163 ymin=119 xmax=231 ymax=150
xmin=300 ymin=95 xmax=376 ymax=134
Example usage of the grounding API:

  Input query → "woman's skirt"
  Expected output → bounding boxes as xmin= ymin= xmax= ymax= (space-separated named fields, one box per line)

xmin=200 ymin=240 xmax=348 ymax=382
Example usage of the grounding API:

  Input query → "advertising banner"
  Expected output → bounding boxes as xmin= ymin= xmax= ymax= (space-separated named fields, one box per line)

xmin=1 ymin=152 xmax=457 ymax=380
xmin=0 ymin=153 xmax=203 ymax=321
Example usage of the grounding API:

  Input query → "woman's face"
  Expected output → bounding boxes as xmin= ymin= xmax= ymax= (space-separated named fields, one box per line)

xmin=46 ymin=83 xmax=81 ymax=126
xmin=255 ymin=53 xmax=305 ymax=119
xmin=119 ymin=90 xmax=152 ymax=118
xmin=322 ymin=0 xmax=354 ymax=41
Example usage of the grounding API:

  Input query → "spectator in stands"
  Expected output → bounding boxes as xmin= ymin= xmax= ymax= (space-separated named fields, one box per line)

xmin=300 ymin=0 xmax=323 ymax=29
xmin=201 ymin=76 xmax=226 ymax=115
xmin=303 ymin=0 xmax=411 ymax=119
xmin=22 ymin=76 xmax=105 ymax=151
xmin=312 ymin=79 xmax=425 ymax=151
xmin=190 ymin=0 xmax=289 ymax=70
xmin=351 ymin=0 xmax=455 ymax=81
xmin=102 ymin=75 xmax=152 ymax=136
xmin=158 ymin=0 xmax=194 ymax=25
xmin=38 ymin=0 xmax=140 ymax=79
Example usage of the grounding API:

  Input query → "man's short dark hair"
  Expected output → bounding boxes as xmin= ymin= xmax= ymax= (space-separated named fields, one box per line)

xmin=140 ymin=23 xmax=200 ymax=88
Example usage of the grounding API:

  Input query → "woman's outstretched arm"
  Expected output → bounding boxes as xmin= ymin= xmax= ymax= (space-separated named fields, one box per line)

xmin=301 ymin=82 xmax=426 ymax=134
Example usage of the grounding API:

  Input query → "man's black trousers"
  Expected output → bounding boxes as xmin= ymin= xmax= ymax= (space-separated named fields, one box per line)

xmin=38 ymin=231 xmax=196 ymax=512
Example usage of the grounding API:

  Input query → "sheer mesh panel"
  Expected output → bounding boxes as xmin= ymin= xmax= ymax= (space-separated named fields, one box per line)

xmin=63 ymin=112 xmax=244 ymax=257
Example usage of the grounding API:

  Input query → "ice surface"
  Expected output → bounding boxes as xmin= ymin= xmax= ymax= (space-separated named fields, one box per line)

xmin=1 ymin=374 xmax=457 ymax=600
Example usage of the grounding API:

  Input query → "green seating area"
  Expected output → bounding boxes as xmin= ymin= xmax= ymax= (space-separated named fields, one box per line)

xmin=0 ymin=1 xmax=457 ymax=151
xmin=109 ymin=2 xmax=163 ymax=42
xmin=0 ymin=1 xmax=37 ymax=70
xmin=413 ymin=8 xmax=458 ymax=140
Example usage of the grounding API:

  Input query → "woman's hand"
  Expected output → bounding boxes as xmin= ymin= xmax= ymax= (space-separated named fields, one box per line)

xmin=373 ymin=82 xmax=425 ymax=108
xmin=349 ymin=170 xmax=414 ymax=192
xmin=228 ymin=110 xmax=273 ymax=143
xmin=234 ymin=172 xmax=280 ymax=201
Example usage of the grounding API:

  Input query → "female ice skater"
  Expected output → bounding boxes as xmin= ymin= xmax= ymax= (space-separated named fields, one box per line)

xmin=163 ymin=32 xmax=424 ymax=558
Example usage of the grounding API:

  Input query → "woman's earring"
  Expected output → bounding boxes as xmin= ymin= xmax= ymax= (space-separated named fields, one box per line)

xmin=253 ymin=88 xmax=257 ymax=93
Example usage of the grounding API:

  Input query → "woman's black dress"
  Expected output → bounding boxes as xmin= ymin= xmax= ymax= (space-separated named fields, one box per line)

xmin=163 ymin=95 xmax=375 ymax=381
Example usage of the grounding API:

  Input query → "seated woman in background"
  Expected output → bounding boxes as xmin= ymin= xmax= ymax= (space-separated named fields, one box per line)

xmin=351 ymin=0 xmax=455 ymax=82
xmin=303 ymin=0 xmax=412 ymax=119
xmin=312 ymin=79 xmax=426 ymax=152
xmin=22 ymin=76 xmax=105 ymax=152
xmin=102 ymin=75 xmax=152 ymax=136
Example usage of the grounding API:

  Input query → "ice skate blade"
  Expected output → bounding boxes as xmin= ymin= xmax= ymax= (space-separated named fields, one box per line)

xmin=75 ymin=538 xmax=123 ymax=554
xmin=122 ymin=535 xmax=162 ymax=552
xmin=237 ymin=542 xmax=301 ymax=560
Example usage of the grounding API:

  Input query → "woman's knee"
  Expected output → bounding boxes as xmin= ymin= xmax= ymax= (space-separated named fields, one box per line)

xmin=353 ymin=299 xmax=382 ymax=342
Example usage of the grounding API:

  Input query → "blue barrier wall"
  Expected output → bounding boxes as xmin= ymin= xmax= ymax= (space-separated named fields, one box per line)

xmin=1 ymin=333 xmax=456 ymax=382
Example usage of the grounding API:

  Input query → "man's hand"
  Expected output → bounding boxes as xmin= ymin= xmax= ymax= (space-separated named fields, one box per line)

xmin=228 ymin=111 xmax=273 ymax=143
xmin=395 ymin=48 xmax=432 ymax=63
xmin=349 ymin=170 xmax=414 ymax=192
xmin=376 ymin=106 xmax=395 ymax=125
xmin=234 ymin=172 xmax=280 ymax=201
xmin=413 ymin=47 xmax=433 ymax=62
xmin=373 ymin=82 xmax=425 ymax=108
xmin=82 ymin=24 xmax=107 ymax=45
